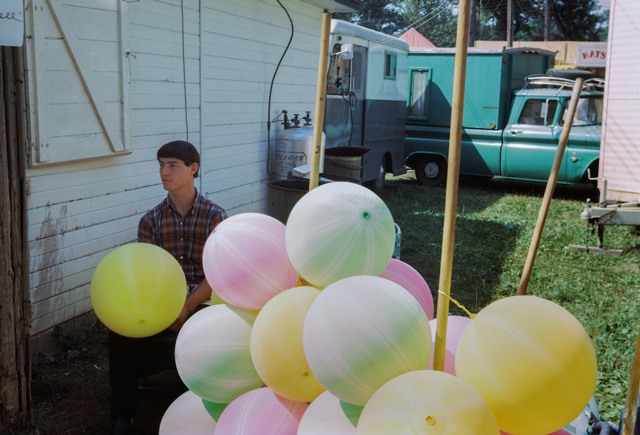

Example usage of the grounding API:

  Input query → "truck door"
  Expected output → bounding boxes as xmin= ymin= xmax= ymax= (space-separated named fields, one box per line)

xmin=325 ymin=44 xmax=367 ymax=149
xmin=502 ymin=97 xmax=569 ymax=182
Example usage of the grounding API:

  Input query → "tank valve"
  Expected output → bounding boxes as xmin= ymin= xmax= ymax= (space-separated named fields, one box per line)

xmin=303 ymin=111 xmax=312 ymax=126
xmin=282 ymin=110 xmax=290 ymax=130
xmin=291 ymin=114 xmax=301 ymax=128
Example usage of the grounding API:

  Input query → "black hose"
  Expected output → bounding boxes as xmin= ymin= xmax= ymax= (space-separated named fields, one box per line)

xmin=266 ymin=0 xmax=294 ymax=176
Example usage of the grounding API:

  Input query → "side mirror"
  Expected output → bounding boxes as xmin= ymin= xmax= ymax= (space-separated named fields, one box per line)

xmin=543 ymin=99 xmax=554 ymax=126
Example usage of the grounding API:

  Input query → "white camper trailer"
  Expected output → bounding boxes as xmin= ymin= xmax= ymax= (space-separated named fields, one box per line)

xmin=577 ymin=0 xmax=640 ymax=253
xmin=323 ymin=19 xmax=409 ymax=191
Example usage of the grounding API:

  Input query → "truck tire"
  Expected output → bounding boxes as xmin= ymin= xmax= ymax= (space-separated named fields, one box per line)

xmin=415 ymin=156 xmax=446 ymax=186
xmin=545 ymin=68 xmax=594 ymax=80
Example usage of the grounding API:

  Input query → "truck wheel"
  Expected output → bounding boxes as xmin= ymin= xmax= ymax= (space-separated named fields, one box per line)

xmin=415 ymin=156 xmax=446 ymax=186
xmin=545 ymin=68 xmax=594 ymax=80
xmin=365 ymin=163 xmax=386 ymax=194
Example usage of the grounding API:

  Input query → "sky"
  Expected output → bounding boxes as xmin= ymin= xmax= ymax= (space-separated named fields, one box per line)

xmin=598 ymin=0 xmax=610 ymax=11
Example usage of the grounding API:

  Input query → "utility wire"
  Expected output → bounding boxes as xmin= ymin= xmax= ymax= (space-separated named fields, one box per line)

xmin=181 ymin=0 xmax=189 ymax=142
xmin=266 ymin=0 xmax=295 ymax=176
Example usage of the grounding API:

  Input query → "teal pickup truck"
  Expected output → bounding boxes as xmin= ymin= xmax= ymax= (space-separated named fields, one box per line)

xmin=404 ymin=48 xmax=603 ymax=186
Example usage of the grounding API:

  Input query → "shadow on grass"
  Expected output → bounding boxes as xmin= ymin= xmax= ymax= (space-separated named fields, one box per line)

xmin=459 ymin=175 xmax=600 ymax=203
xmin=381 ymin=175 xmax=520 ymax=316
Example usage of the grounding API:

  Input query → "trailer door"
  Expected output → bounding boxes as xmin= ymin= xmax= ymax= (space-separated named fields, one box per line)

xmin=325 ymin=44 xmax=367 ymax=149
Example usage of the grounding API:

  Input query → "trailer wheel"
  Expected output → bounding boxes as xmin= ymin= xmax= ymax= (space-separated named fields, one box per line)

xmin=366 ymin=163 xmax=386 ymax=194
xmin=415 ymin=156 xmax=446 ymax=186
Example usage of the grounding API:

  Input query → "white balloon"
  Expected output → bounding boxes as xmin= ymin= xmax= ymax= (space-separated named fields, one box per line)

xmin=175 ymin=305 xmax=262 ymax=404
xmin=159 ymin=391 xmax=217 ymax=434
xmin=298 ymin=391 xmax=363 ymax=435
xmin=303 ymin=275 xmax=431 ymax=406
xmin=285 ymin=182 xmax=395 ymax=288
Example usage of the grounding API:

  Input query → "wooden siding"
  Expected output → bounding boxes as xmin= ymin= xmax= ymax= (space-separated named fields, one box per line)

xmin=24 ymin=0 xmax=324 ymax=337
xmin=200 ymin=0 xmax=322 ymax=210
xmin=599 ymin=0 xmax=640 ymax=202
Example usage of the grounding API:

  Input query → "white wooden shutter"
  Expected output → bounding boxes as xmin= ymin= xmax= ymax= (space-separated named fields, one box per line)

xmin=27 ymin=0 xmax=131 ymax=165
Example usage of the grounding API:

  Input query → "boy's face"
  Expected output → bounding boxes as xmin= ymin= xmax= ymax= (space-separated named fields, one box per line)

xmin=158 ymin=157 xmax=198 ymax=192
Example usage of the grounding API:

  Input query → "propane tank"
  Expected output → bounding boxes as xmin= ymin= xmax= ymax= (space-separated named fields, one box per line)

xmin=274 ymin=111 xmax=325 ymax=179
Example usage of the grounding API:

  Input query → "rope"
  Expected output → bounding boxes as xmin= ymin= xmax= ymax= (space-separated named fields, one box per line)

xmin=437 ymin=291 xmax=476 ymax=319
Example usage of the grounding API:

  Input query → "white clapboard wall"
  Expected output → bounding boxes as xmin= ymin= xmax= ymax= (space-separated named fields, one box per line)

xmin=599 ymin=0 xmax=640 ymax=202
xmin=24 ymin=0 xmax=326 ymax=337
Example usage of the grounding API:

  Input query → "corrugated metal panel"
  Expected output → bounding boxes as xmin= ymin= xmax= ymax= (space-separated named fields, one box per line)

xmin=600 ymin=0 xmax=640 ymax=201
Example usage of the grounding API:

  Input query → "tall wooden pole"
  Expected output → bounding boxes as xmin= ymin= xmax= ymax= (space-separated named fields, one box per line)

xmin=623 ymin=329 xmax=640 ymax=435
xmin=517 ymin=78 xmax=584 ymax=296
xmin=432 ymin=0 xmax=471 ymax=373
xmin=309 ymin=13 xmax=331 ymax=191
xmin=544 ymin=0 xmax=551 ymax=41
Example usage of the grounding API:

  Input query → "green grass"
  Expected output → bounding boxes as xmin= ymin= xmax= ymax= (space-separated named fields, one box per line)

xmin=379 ymin=172 xmax=640 ymax=422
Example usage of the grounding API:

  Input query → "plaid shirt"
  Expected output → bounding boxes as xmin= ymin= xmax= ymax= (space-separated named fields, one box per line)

xmin=138 ymin=190 xmax=226 ymax=285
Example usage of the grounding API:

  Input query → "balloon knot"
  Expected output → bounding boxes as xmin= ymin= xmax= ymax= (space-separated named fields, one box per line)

xmin=301 ymin=370 xmax=309 ymax=377
xmin=426 ymin=416 xmax=436 ymax=425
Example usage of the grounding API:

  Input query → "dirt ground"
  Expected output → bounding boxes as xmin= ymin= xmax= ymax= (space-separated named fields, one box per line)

xmin=3 ymin=322 xmax=184 ymax=435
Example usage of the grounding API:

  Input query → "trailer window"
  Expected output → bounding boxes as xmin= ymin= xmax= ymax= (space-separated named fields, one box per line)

xmin=384 ymin=52 xmax=397 ymax=79
xmin=409 ymin=69 xmax=431 ymax=119
xmin=559 ymin=97 xmax=603 ymax=126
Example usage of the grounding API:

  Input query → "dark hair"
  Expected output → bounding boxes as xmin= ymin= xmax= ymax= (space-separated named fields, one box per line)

xmin=157 ymin=141 xmax=200 ymax=178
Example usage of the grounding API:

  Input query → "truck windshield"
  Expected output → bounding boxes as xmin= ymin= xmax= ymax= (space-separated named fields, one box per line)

xmin=559 ymin=97 xmax=603 ymax=126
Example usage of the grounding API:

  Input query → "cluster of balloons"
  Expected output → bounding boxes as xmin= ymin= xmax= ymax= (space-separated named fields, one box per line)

xmin=90 ymin=182 xmax=598 ymax=434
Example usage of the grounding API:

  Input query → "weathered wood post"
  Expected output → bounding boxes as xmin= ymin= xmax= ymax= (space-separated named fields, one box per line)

xmin=0 ymin=46 xmax=30 ymax=430
xmin=517 ymin=78 xmax=584 ymax=296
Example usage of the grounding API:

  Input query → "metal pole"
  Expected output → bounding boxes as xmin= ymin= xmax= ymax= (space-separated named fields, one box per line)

xmin=517 ymin=78 xmax=584 ymax=295
xmin=507 ymin=0 xmax=513 ymax=47
xmin=469 ymin=0 xmax=477 ymax=47
xmin=433 ymin=0 xmax=471 ymax=373
xmin=309 ymin=13 xmax=331 ymax=191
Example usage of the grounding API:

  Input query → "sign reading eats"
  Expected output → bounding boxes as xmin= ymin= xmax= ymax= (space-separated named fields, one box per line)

xmin=576 ymin=43 xmax=607 ymax=68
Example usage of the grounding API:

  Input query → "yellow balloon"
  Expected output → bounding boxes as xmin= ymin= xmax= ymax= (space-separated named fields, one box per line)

xmin=90 ymin=243 xmax=186 ymax=338
xmin=295 ymin=276 xmax=323 ymax=290
xmin=455 ymin=296 xmax=597 ymax=435
xmin=357 ymin=370 xmax=500 ymax=434
xmin=209 ymin=289 xmax=226 ymax=306
xmin=250 ymin=286 xmax=325 ymax=402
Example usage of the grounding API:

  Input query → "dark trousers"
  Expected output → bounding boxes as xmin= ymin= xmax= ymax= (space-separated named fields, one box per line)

xmin=108 ymin=328 xmax=181 ymax=418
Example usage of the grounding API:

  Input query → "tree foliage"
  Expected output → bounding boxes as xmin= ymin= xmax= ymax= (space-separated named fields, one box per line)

xmin=335 ymin=0 xmax=608 ymax=46
xmin=334 ymin=0 xmax=405 ymax=34
xmin=401 ymin=0 xmax=458 ymax=47
xmin=480 ymin=0 xmax=608 ymax=41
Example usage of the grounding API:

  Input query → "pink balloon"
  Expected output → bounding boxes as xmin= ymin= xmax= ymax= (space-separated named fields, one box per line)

xmin=379 ymin=259 xmax=434 ymax=320
xmin=427 ymin=316 xmax=472 ymax=375
xmin=501 ymin=428 xmax=575 ymax=434
xmin=214 ymin=387 xmax=308 ymax=435
xmin=203 ymin=213 xmax=299 ymax=309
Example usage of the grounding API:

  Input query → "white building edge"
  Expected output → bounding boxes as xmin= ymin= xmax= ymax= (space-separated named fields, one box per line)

xmin=23 ymin=0 xmax=360 ymax=357
xmin=599 ymin=0 xmax=640 ymax=203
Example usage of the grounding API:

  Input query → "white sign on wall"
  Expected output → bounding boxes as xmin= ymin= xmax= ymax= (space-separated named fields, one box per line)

xmin=576 ymin=44 xmax=607 ymax=68
xmin=0 ymin=0 xmax=24 ymax=47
